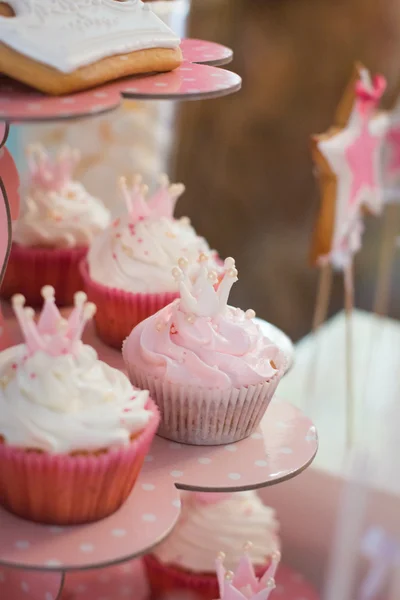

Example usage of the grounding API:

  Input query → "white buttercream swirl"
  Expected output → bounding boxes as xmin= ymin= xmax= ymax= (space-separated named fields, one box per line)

xmin=0 ymin=343 xmax=150 ymax=454
xmin=153 ymin=491 xmax=280 ymax=572
xmin=87 ymin=214 xmax=218 ymax=293
xmin=14 ymin=181 xmax=111 ymax=248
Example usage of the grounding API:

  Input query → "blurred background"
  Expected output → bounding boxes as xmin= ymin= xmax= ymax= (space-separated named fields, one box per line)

xmin=11 ymin=0 xmax=400 ymax=342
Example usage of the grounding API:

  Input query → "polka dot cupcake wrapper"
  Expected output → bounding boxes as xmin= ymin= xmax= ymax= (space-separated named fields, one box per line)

xmin=0 ymin=400 xmax=160 ymax=525
xmin=124 ymin=365 xmax=283 ymax=446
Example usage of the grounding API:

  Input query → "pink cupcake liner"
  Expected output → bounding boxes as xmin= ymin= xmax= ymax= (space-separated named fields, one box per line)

xmin=0 ymin=400 xmax=160 ymax=525
xmin=143 ymin=553 xmax=269 ymax=600
xmin=1 ymin=243 xmax=87 ymax=306
xmin=80 ymin=260 xmax=179 ymax=350
xmin=123 ymin=360 xmax=283 ymax=446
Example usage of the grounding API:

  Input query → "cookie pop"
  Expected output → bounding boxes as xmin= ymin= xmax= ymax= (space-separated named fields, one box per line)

xmin=310 ymin=64 xmax=387 ymax=447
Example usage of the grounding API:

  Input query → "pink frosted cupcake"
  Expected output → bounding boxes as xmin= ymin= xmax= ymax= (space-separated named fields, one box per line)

xmin=0 ymin=286 xmax=159 ymax=525
xmin=1 ymin=144 xmax=110 ymax=307
xmin=144 ymin=491 xmax=280 ymax=600
xmin=123 ymin=256 xmax=286 ymax=445
xmin=83 ymin=174 xmax=220 ymax=349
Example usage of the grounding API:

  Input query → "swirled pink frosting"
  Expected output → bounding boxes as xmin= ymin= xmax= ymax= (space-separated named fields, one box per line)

xmin=123 ymin=301 xmax=284 ymax=389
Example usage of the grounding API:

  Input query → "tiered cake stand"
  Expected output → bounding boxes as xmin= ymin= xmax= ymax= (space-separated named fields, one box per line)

xmin=0 ymin=40 xmax=318 ymax=600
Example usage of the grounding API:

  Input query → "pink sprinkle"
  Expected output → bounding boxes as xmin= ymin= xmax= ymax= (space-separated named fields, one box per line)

xmin=30 ymin=373 xmax=37 ymax=379
xmin=138 ymin=216 xmax=145 ymax=221
xmin=116 ymin=233 xmax=121 ymax=239
xmin=123 ymin=408 xmax=131 ymax=413
xmin=138 ymin=238 xmax=143 ymax=244
xmin=11 ymin=363 xmax=17 ymax=370
xmin=113 ymin=218 xmax=120 ymax=228
xmin=144 ymin=251 xmax=149 ymax=256
xmin=130 ymin=395 xmax=137 ymax=401
xmin=112 ymin=252 xmax=117 ymax=260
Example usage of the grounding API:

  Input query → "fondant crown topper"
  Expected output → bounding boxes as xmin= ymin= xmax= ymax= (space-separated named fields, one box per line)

xmin=119 ymin=174 xmax=185 ymax=223
xmin=27 ymin=144 xmax=80 ymax=194
xmin=12 ymin=286 xmax=96 ymax=357
xmin=215 ymin=542 xmax=281 ymax=600
xmin=172 ymin=255 xmax=256 ymax=321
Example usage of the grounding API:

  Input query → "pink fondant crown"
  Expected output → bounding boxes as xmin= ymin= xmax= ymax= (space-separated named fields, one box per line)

xmin=172 ymin=255 xmax=256 ymax=321
xmin=215 ymin=543 xmax=281 ymax=600
xmin=355 ymin=68 xmax=386 ymax=109
xmin=12 ymin=287 xmax=96 ymax=357
xmin=27 ymin=144 xmax=80 ymax=193
xmin=119 ymin=173 xmax=185 ymax=223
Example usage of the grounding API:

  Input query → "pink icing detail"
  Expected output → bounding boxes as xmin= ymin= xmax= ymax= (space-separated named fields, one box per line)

xmin=119 ymin=174 xmax=185 ymax=225
xmin=124 ymin=258 xmax=284 ymax=389
xmin=26 ymin=144 xmax=80 ymax=194
xmin=345 ymin=81 xmax=383 ymax=207
xmin=138 ymin=238 xmax=143 ymax=244
xmin=12 ymin=286 xmax=96 ymax=358
xmin=216 ymin=546 xmax=280 ymax=600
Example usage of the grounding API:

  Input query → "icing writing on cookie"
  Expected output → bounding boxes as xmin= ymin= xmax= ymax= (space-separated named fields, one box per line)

xmin=0 ymin=0 xmax=181 ymax=73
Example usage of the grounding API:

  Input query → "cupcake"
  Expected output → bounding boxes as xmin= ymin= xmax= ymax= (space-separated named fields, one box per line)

xmin=144 ymin=491 xmax=280 ymax=600
xmin=1 ymin=144 xmax=110 ymax=307
xmin=123 ymin=256 xmax=286 ymax=445
xmin=0 ymin=286 xmax=159 ymax=525
xmin=83 ymin=174 xmax=220 ymax=349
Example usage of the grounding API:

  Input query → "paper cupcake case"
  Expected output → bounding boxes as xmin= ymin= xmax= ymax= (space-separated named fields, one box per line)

xmin=0 ymin=400 xmax=160 ymax=526
xmin=1 ymin=243 xmax=87 ymax=307
xmin=80 ymin=259 xmax=179 ymax=349
xmin=143 ymin=553 xmax=271 ymax=600
xmin=124 ymin=361 xmax=284 ymax=446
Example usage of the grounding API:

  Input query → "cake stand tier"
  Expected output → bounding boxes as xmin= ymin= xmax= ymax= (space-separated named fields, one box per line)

xmin=0 ymin=40 xmax=240 ymax=122
xmin=0 ymin=123 xmax=19 ymax=223
xmin=0 ymin=399 xmax=317 ymax=572
xmin=0 ymin=568 xmax=63 ymax=600
xmin=180 ymin=38 xmax=233 ymax=66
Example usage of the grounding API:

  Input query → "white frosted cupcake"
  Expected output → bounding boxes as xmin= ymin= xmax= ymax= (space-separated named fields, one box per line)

xmin=123 ymin=256 xmax=286 ymax=445
xmin=0 ymin=286 xmax=159 ymax=525
xmin=1 ymin=144 xmax=110 ymax=306
xmin=144 ymin=491 xmax=280 ymax=600
xmin=82 ymin=174 xmax=220 ymax=348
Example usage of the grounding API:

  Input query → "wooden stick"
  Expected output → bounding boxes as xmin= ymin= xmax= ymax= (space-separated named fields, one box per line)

xmin=373 ymin=204 xmax=400 ymax=317
xmin=304 ymin=262 xmax=333 ymax=411
xmin=344 ymin=260 xmax=355 ymax=450
xmin=312 ymin=262 xmax=333 ymax=332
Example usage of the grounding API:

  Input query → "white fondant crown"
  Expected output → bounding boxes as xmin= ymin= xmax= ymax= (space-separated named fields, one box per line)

xmin=172 ymin=255 xmax=237 ymax=319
